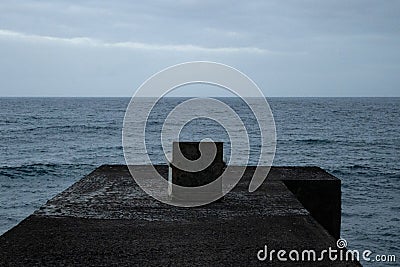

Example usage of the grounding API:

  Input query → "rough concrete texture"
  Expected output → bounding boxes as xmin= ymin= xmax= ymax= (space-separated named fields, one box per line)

xmin=0 ymin=165 xmax=360 ymax=266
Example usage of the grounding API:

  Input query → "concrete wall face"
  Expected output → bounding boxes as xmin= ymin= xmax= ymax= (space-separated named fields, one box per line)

xmin=283 ymin=179 xmax=341 ymax=239
xmin=170 ymin=142 xmax=225 ymax=201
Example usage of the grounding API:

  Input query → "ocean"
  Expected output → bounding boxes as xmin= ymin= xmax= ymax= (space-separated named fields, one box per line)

xmin=0 ymin=97 xmax=399 ymax=265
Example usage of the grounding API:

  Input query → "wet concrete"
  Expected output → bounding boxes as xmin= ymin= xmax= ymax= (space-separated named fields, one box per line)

xmin=0 ymin=165 xmax=360 ymax=266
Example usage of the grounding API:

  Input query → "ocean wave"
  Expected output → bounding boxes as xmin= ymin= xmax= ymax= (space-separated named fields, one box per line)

xmin=293 ymin=138 xmax=336 ymax=145
xmin=3 ymin=124 xmax=120 ymax=133
xmin=347 ymin=164 xmax=371 ymax=170
xmin=329 ymin=165 xmax=381 ymax=177
xmin=0 ymin=163 xmax=95 ymax=179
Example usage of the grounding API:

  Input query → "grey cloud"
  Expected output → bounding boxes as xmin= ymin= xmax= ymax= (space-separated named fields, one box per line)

xmin=0 ymin=0 xmax=399 ymax=96
xmin=0 ymin=29 xmax=269 ymax=54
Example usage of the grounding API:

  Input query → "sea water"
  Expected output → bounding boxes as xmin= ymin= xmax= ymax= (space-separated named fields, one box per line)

xmin=0 ymin=97 xmax=399 ymax=265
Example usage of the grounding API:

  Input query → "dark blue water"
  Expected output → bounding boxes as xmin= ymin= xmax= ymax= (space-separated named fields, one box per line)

xmin=1 ymin=97 xmax=399 ymax=265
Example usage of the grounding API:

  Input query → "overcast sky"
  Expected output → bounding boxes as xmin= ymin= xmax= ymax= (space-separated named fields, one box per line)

xmin=0 ymin=0 xmax=399 ymax=96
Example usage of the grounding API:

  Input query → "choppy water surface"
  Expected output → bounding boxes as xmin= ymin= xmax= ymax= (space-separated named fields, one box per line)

xmin=0 ymin=97 xmax=399 ymax=265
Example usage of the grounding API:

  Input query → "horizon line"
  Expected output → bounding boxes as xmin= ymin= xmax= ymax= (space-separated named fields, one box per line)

xmin=1 ymin=96 xmax=399 ymax=98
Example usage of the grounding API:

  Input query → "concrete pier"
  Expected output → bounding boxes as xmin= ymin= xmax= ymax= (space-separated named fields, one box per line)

xmin=0 ymin=165 xmax=360 ymax=266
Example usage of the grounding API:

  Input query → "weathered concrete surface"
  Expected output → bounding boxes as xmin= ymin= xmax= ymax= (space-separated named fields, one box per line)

xmin=0 ymin=165 xmax=360 ymax=266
